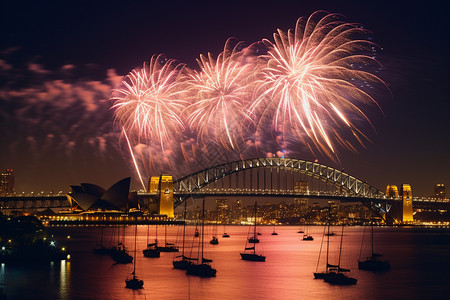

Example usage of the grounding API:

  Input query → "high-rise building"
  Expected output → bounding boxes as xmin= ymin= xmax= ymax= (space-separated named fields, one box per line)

xmin=0 ymin=169 xmax=14 ymax=196
xmin=434 ymin=184 xmax=445 ymax=199
xmin=231 ymin=200 xmax=243 ymax=223
xmin=400 ymin=184 xmax=413 ymax=222
xmin=216 ymin=199 xmax=229 ymax=223
xmin=293 ymin=198 xmax=308 ymax=217
xmin=385 ymin=185 xmax=399 ymax=198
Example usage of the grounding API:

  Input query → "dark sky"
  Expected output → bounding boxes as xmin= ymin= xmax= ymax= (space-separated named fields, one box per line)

xmin=1 ymin=0 xmax=449 ymax=197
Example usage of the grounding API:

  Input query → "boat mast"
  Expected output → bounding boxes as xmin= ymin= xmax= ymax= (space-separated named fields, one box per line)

xmin=201 ymin=198 xmax=205 ymax=263
xmin=254 ymin=201 xmax=257 ymax=255
xmin=182 ymin=200 xmax=187 ymax=257
xmin=326 ymin=207 xmax=330 ymax=272
xmin=337 ymin=224 xmax=344 ymax=271
xmin=133 ymin=221 xmax=137 ymax=277
xmin=371 ymin=220 xmax=374 ymax=257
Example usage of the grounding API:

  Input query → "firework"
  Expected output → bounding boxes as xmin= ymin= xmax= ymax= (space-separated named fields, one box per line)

xmin=111 ymin=54 xmax=188 ymax=150
xmin=111 ymin=11 xmax=386 ymax=181
xmin=250 ymin=11 xmax=384 ymax=156
xmin=185 ymin=38 xmax=256 ymax=150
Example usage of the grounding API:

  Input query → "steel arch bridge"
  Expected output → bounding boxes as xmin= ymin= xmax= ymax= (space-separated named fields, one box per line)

xmin=172 ymin=157 xmax=393 ymax=221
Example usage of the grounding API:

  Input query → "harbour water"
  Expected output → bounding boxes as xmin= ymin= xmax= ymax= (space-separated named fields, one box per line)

xmin=1 ymin=225 xmax=450 ymax=299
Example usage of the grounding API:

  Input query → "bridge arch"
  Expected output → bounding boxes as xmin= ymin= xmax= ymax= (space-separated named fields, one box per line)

xmin=173 ymin=157 xmax=386 ymax=205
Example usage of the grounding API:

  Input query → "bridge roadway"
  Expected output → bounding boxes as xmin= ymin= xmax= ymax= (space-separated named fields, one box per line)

xmin=1 ymin=193 xmax=447 ymax=210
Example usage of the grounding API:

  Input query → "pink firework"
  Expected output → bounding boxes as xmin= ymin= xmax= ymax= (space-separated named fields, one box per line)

xmin=185 ymin=39 xmax=256 ymax=150
xmin=111 ymin=54 xmax=188 ymax=149
xmin=250 ymin=11 xmax=385 ymax=156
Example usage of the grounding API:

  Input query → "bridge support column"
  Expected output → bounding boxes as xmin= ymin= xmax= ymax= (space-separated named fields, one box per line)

xmin=401 ymin=184 xmax=413 ymax=223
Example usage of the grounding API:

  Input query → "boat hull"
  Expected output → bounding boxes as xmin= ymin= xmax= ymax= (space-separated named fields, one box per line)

xmin=173 ymin=259 xmax=193 ymax=270
xmin=143 ymin=249 xmax=160 ymax=258
xmin=125 ymin=277 xmax=144 ymax=289
xmin=156 ymin=247 xmax=179 ymax=252
xmin=323 ymin=272 xmax=357 ymax=285
xmin=111 ymin=251 xmax=133 ymax=264
xmin=186 ymin=264 xmax=217 ymax=277
xmin=313 ymin=272 xmax=327 ymax=279
xmin=240 ymin=253 xmax=266 ymax=262
xmin=358 ymin=259 xmax=390 ymax=271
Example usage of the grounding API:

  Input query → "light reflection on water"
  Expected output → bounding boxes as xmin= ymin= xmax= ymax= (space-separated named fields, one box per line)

xmin=2 ymin=226 xmax=450 ymax=299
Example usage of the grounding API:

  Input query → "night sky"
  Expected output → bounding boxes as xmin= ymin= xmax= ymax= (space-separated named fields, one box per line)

xmin=1 ymin=0 xmax=449 ymax=197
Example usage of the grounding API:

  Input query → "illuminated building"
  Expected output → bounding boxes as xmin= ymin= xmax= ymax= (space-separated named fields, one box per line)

xmin=158 ymin=175 xmax=174 ymax=218
xmin=216 ymin=199 xmax=229 ymax=223
xmin=400 ymin=184 xmax=413 ymax=222
xmin=385 ymin=185 xmax=399 ymax=198
xmin=68 ymin=177 xmax=131 ymax=211
xmin=231 ymin=200 xmax=243 ymax=223
xmin=293 ymin=198 xmax=308 ymax=217
xmin=0 ymin=169 xmax=14 ymax=196
xmin=434 ymin=184 xmax=445 ymax=200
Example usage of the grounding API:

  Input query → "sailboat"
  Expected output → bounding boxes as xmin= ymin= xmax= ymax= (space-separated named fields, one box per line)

xmin=222 ymin=225 xmax=230 ymax=238
xmin=93 ymin=226 xmax=109 ymax=255
xmin=111 ymin=225 xmax=133 ymax=264
xmin=302 ymin=225 xmax=314 ymax=241
xmin=186 ymin=198 xmax=217 ymax=277
xmin=125 ymin=224 xmax=144 ymax=289
xmin=210 ymin=215 xmax=219 ymax=245
xmin=358 ymin=221 xmax=390 ymax=271
xmin=322 ymin=225 xmax=357 ymax=285
xmin=156 ymin=224 xmax=179 ymax=252
xmin=314 ymin=208 xmax=356 ymax=284
xmin=173 ymin=201 xmax=195 ymax=270
xmin=271 ymin=224 xmax=278 ymax=235
xmin=143 ymin=225 xmax=160 ymax=258
xmin=241 ymin=202 xmax=266 ymax=262
xmin=210 ymin=236 xmax=219 ymax=245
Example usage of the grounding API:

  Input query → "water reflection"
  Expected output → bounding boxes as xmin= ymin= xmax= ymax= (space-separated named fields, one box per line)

xmin=60 ymin=260 xmax=71 ymax=299
xmin=2 ymin=226 xmax=450 ymax=299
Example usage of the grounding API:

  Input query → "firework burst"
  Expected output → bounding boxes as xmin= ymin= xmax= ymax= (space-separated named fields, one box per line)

xmin=111 ymin=54 xmax=188 ymax=150
xmin=185 ymin=38 xmax=256 ymax=150
xmin=250 ymin=11 xmax=385 ymax=157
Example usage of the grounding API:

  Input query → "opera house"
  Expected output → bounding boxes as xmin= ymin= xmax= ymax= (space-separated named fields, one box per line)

xmin=45 ymin=177 xmax=174 ymax=223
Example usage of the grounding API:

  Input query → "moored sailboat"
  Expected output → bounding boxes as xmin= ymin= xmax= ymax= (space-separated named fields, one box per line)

xmin=111 ymin=225 xmax=133 ymax=264
xmin=323 ymin=225 xmax=357 ymax=285
xmin=93 ymin=226 xmax=109 ymax=255
xmin=125 ymin=224 xmax=143 ymax=289
xmin=271 ymin=224 xmax=278 ymax=235
xmin=185 ymin=198 xmax=217 ymax=277
xmin=156 ymin=225 xmax=179 ymax=252
xmin=173 ymin=201 xmax=194 ymax=270
xmin=240 ymin=202 xmax=265 ymax=262
xmin=358 ymin=221 xmax=390 ymax=271
xmin=302 ymin=225 xmax=313 ymax=241
xmin=314 ymin=208 xmax=356 ymax=285
xmin=143 ymin=225 xmax=160 ymax=258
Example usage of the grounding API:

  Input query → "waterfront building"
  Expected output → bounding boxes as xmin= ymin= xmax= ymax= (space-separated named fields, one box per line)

xmin=434 ymin=184 xmax=445 ymax=200
xmin=293 ymin=198 xmax=308 ymax=217
xmin=0 ymin=169 xmax=14 ymax=196
xmin=216 ymin=199 xmax=229 ymax=223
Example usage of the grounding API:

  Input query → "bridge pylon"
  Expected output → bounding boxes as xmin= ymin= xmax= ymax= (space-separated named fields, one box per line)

xmin=148 ymin=175 xmax=174 ymax=218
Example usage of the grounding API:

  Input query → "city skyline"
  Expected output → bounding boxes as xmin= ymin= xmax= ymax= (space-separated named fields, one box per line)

xmin=1 ymin=0 xmax=449 ymax=197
